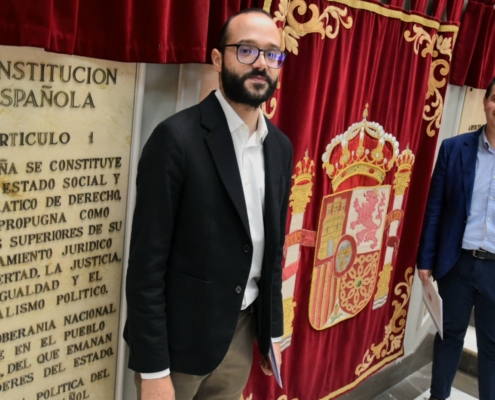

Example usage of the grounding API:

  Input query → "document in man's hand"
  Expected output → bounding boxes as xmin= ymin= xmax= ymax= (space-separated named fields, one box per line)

xmin=421 ymin=279 xmax=443 ymax=339
xmin=269 ymin=341 xmax=283 ymax=388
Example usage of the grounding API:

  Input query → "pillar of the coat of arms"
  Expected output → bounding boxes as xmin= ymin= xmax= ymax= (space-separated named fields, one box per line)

xmin=372 ymin=147 xmax=415 ymax=309
xmin=281 ymin=150 xmax=315 ymax=350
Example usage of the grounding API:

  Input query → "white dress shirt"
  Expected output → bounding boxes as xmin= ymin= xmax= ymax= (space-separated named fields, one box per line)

xmin=142 ymin=90 xmax=269 ymax=379
xmin=215 ymin=89 xmax=267 ymax=310
xmin=462 ymin=128 xmax=495 ymax=252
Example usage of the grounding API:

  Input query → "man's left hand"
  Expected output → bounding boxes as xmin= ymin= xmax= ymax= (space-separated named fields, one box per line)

xmin=418 ymin=269 xmax=432 ymax=286
xmin=260 ymin=342 xmax=282 ymax=376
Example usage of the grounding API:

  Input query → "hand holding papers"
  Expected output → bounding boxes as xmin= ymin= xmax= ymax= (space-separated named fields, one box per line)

xmin=269 ymin=341 xmax=283 ymax=388
xmin=261 ymin=341 xmax=283 ymax=388
xmin=421 ymin=277 xmax=443 ymax=339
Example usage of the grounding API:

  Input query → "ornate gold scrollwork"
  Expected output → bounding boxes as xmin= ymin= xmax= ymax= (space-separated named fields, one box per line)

xmin=355 ymin=267 xmax=413 ymax=376
xmin=274 ymin=0 xmax=353 ymax=54
xmin=423 ymin=57 xmax=450 ymax=137
xmin=262 ymin=81 xmax=281 ymax=119
xmin=404 ymin=25 xmax=453 ymax=137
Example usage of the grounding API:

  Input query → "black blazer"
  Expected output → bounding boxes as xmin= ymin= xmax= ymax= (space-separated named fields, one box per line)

xmin=124 ymin=92 xmax=293 ymax=375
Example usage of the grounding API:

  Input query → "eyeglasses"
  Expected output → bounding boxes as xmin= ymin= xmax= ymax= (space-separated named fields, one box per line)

xmin=223 ymin=44 xmax=287 ymax=69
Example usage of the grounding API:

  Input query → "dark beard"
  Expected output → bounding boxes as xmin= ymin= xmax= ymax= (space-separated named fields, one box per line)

xmin=221 ymin=63 xmax=278 ymax=108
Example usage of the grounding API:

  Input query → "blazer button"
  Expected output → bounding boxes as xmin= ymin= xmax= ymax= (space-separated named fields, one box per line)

xmin=243 ymin=244 xmax=251 ymax=253
xmin=235 ymin=285 xmax=242 ymax=294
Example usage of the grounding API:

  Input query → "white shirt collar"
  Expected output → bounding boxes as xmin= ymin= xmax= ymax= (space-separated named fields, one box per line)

xmin=214 ymin=89 xmax=268 ymax=144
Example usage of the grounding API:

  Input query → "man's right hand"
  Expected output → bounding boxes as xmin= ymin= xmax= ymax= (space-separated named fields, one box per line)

xmin=141 ymin=375 xmax=175 ymax=400
xmin=418 ymin=269 xmax=432 ymax=286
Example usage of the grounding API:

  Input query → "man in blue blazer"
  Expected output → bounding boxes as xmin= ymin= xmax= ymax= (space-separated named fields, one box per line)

xmin=418 ymin=78 xmax=495 ymax=400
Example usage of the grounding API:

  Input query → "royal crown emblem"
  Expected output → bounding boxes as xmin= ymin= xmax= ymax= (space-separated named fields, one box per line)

xmin=321 ymin=105 xmax=400 ymax=192
xmin=396 ymin=146 xmax=415 ymax=170
xmin=293 ymin=149 xmax=315 ymax=185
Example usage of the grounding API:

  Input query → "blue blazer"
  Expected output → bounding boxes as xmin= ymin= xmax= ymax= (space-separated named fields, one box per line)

xmin=417 ymin=127 xmax=483 ymax=279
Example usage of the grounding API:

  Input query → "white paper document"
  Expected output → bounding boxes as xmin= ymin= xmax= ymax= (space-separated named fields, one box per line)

xmin=422 ymin=279 xmax=443 ymax=339
xmin=269 ymin=341 xmax=283 ymax=388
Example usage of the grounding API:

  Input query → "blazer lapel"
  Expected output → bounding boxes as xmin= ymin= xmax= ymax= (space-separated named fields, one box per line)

xmin=263 ymin=126 xmax=282 ymax=251
xmin=201 ymin=93 xmax=251 ymax=239
xmin=460 ymin=128 xmax=482 ymax=215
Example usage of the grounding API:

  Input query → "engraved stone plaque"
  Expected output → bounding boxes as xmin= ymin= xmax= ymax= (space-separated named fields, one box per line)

xmin=458 ymin=87 xmax=486 ymax=135
xmin=0 ymin=45 xmax=137 ymax=400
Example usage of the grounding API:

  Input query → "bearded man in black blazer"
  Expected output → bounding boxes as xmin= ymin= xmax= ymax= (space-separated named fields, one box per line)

xmin=125 ymin=8 xmax=293 ymax=400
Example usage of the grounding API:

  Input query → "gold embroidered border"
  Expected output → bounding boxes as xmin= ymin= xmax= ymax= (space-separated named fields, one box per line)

xmin=329 ymin=0 xmax=459 ymax=33
xmin=320 ymin=350 xmax=404 ymax=399
xmin=274 ymin=0 xmax=353 ymax=54
xmin=269 ymin=0 xmax=458 ymax=33
xmin=404 ymin=26 xmax=453 ymax=136
xmin=355 ymin=267 xmax=414 ymax=375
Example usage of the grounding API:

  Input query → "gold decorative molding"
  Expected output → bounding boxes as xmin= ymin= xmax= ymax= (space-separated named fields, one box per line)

xmin=404 ymin=25 xmax=453 ymax=137
xmin=274 ymin=0 xmax=353 ymax=54
xmin=355 ymin=267 xmax=414 ymax=376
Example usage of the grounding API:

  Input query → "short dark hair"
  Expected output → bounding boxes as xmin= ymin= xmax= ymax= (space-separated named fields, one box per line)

xmin=485 ymin=78 xmax=495 ymax=99
xmin=217 ymin=8 xmax=273 ymax=50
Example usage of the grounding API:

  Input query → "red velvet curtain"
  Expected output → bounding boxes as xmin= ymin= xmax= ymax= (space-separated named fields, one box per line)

xmin=451 ymin=0 xmax=495 ymax=88
xmin=241 ymin=1 xmax=460 ymax=399
xmin=0 ymin=0 xmax=263 ymax=63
